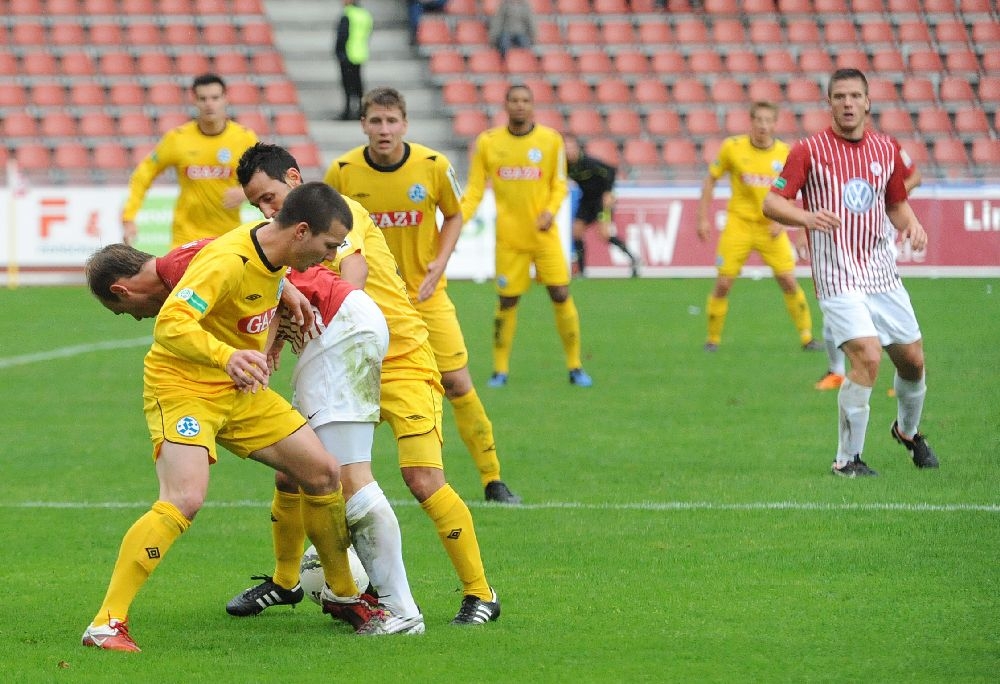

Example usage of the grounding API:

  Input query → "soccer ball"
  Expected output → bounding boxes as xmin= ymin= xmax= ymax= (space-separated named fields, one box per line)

xmin=300 ymin=544 xmax=370 ymax=605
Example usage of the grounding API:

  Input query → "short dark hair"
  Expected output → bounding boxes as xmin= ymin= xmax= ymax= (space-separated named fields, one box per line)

xmin=85 ymin=244 xmax=155 ymax=301
xmin=505 ymin=84 xmax=533 ymax=102
xmin=827 ymin=68 xmax=868 ymax=97
xmin=237 ymin=142 xmax=300 ymax=187
xmin=192 ymin=73 xmax=226 ymax=92
xmin=275 ymin=182 xmax=353 ymax=236
xmin=361 ymin=87 xmax=407 ymax=119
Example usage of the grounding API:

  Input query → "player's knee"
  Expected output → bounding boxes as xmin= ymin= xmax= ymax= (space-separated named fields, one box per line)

xmin=547 ymin=285 xmax=569 ymax=303
xmin=401 ymin=465 xmax=445 ymax=502
xmin=441 ymin=368 xmax=473 ymax=398
xmin=274 ymin=470 xmax=298 ymax=493
xmin=295 ymin=456 xmax=341 ymax=495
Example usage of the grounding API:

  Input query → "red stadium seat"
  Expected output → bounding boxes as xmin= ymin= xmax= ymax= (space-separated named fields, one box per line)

xmin=634 ymin=78 xmax=670 ymax=106
xmin=11 ymin=23 xmax=46 ymax=45
xmin=163 ymin=22 xmax=201 ymax=47
xmin=712 ymin=18 xmax=747 ymax=45
xmin=98 ymin=51 xmax=136 ymax=77
xmin=442 ymin=80 xmax=479 ymax=106
xmin=637 ymin=23 xmax=673 ymax=45
xmin=954 ymin=109 xmax=989 ymax=136
xmin=897 ymin=137 xmax=929 ymax=166
xmin=687 ymin=49 xmax=724 ymax=75
xmin=522 ymin=78 xmax=555 ymax=104
xmin=454 ymin=19 xmax=489 ymax=46
xmin=958 ymin=0 xmax=992 ymax=13
xmin=480 ymin=79 xmax=512 ymax=104
xmin=273 ymin=111 xmax=309 ymax=136
xmin=240 ymin=22 xmax=275 ymax=45
xmin=14 ymin=144 xmax=52 ymax=171
xmin=264 ymin=81 xmax=299 ymax=105
xmin=175 ymin=52 xmax=213 ymax=76
xmin=50 ymin=22 xmax=86 ymax=45
xmin=54 ymin=142 xmax=92 ymax=171
xmin=934 ymin=19 xmax=971 ymax=47
xmin=446 ymin=0 xmax=477 ymax=12
xmin=748 ymin=19 xmax=783 ymax=45
xmin=649 ymin=50 xmax=686 ymax=75
xmin=786 ymin=20 xmax=820 ymax=44
xmin=159 ymin=0 xmax=195 ymax=14
xmin=623 ymin=139 xmax=660 ymax=168
xmin=978 ymin=76 xmax=1000 ymax=104
xmin=595 ymin=80 xmax=631 ymax=105
xmin=785 ymin=77 xmax=823 ymax=105
xmin=645 ymin=107 xmax=682 ymax=136
xmin=79 ymin=112 xmax=117 ymax=137
xmin=250 ymin=51 xmax=286 ymax=75
xmin=0 ymin=52 xmax=17 ymax=76
xmin=147 ymin=82 xmax=185 ymax=107
xmin=704 ymin=0 xmax=739 ymax=10
xmin=674 ymin=19 xmax=710 ymax=46
xmin=797 ymin=49 xmax=834 ymax=75
xmin=136 ymin=52 xmax=174 ymax=75
xmin=533 ymin=108 xmax=566 ymax=130
xmin=540 ymin=51 xmax=577 ymax=76
xmin=417 ymin=17 xmax=451 ymax=47
xmin=971 ymin=139 xmax=1000 ymax=165
xmin=763 ymin=50 xmax=801 ymax=75
xmin=916 ymin=108 xmax=953 ymax=135
xmin=108 ymin=82 xmax=146 ymax=107
xmin=3 ymin=112 xmax=39 ymax=138
xmin=908 ymin=49 xmax=945 ymax=73
xmin=429 ymin=51 xmax=465 ymax=77
xmin=613 ymin=50 xmax=650 ymax=77
xmin=592 ymin=0 xmax=628 ymax=11
xmin=198 ymin=0 xmax=230 ymax=12
xmin=896 ymin=20 xmax=932 ymax=44
xmin=49 ymin=0 xmax=82 ymax=12
xmin=970 ymin=21 xmax=1000 ymax=46
xmin=452 ymin=108 xmax=489 ymax=137
xmin=535 ymin=21 xmax=562 ymax=46
xmin=710 ymin=78 xmax=745 ymax=105
xmin=226 ymin=81 xmax=261 ymax=106
xmin=931 ymin=139 xmax=968 ymax=167
xmin=939 ymin=77 xmax=976 ymax=105
xmin=601 ymin=21 xmax=635 ymax=46
xmin=567 ymin=109 xmax=605 ymax=137
xmin=82 ymin=0 xmax=117 ymax=9
xmin=583 ymin=138 xmax=621 ymax=167
xmin=777 ymin=0 xmax=813 ymax=10
xmin=125 ymin=22 xmax=162 ymax=45
xmin=468 ymin=48 xmax=504 ymax=76
xmin=60 ymin=50 xmax=96 ymax=77
xmin=851 ymin=0 xmax=885 ymax=11
xmin=0 ymin=83 xmax=27 ymax=107
xmin=31 ymin=81 xmax=66 ymax=107
xmin=775 ymin=108 xmax=798 ymax=136
xmin=724 ymin=108 xmax=749 ymax=135
xmin=505 ymin=48 xmax=541 ymax=75
xmin=235 ymin=110 xmax=271 ymax=136
xmin=22 ymin=52 xmax=60 ymax=77
xmin=232 ymin=0 xmax=265 ymax=10
xmin=834 ymin=49 xmax=871 ymax=71
xmin=119 ymin=112 xmax=155 ymax=137
xmin=577 ymin=50 xmax=614 ymax=76
xmin=800 ymin=108 xmax=830 ymax=134
xmin=556 ymin=79 xmax=593 ymax=106
xmin=529 ymin=0 xmax=554 ymax=12
xmin=202 ymin=23 xmax=240 ymax=45
xmin=865 ymin=77 xmax=898 ymax=105
xmin=40 ymin=111 xmax=78 ymax=137
xmin=823 ymin=19 xmax=859 ymax=45
xmin=686 ymin=107 xmax=722 ymax=136
xmin=565 ymin=20 xmax=601 ymax=46
xmin=156 ymin=111 xmax=191 ymax=134
xmin=555 ymin=0 xmax=591 ymax=12
xmin=743 ymin=0 xmax=780 ymax=11
xmin=213 ymin=52 xmax=251 ymax=75
xmin=981 ymin=52 xmax=1000 ymax=74
xmin=859 ymin=21 xmax=894 ymax=47
xmin=92 ymin=142 xmax=132 ymax=170
xmin=604 ymin=107 xmax=641 ymax=137
xmin=870 ymin=49 xmax=905 ymax=74
xmin=814 ymin=0 xmax=849 ymax=10
xmin=130 ymin=142 xmax=156 ymax=165
xmin=724 ymin=50 xmax=760 ymax=75
xmin=661 ymin=139 xmax=699 ymax=167
xmin=672 ymin=78 xmax=708 ymax=104
xmin=900 ymin=78 xmax=936 ymax=105
xmin=945 ymin=49 xmax=981 ymax=75
xmin=747 ymin=80 xmax=783 ymax=104
xmin=701 ymin=137 xmax=725 ymax=165
xmin=876 ymin=107 xmax=915 ymax=136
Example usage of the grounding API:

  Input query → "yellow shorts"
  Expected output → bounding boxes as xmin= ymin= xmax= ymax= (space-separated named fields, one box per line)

xmin=415 ymin=289 xmax=469 ymax=374
xmin=716 ymin=219 xmax=796 ymax=277
xmin=144 ymin=385 xmax=306 ymax=463
xmin=380 ymin=340 xmax=444 ymax=468
xmin=495 ymin=233 xmax=570 ymax=297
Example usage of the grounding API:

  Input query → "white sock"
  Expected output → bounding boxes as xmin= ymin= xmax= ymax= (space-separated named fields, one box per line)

xmin=345 ymin=482 xmax=420 ymax=618
xmin=836 ymin=379 xmax=872 ymax=465
xmin=823 ymin=319 xmax=846 ymax=375
xmin=894 ymin=373 xmax=927 ymax=438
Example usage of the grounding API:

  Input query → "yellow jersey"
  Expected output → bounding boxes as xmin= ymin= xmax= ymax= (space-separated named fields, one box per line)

xmin=324 ymin=197 xmax=429 ymax=361
xmin=122 ymin=119 xmax=258 ymax=247
xmin=146 ymin=220 xmax=280 ymax=392
xmin=324 ymin=142 xmax=463 ymax=300
xmin=709 ymin=135 xmax=790 ymax=226
xmin=461 ymin=124 xmax=568 ymax=251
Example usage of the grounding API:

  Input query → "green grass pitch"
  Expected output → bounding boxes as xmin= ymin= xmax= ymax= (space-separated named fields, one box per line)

xmin=1 ymin=276 xmax=997 ymax=681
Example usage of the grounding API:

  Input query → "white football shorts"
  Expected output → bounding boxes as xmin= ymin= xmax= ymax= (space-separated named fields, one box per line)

xmin=819 ymin=286 xmax=921 ymax=349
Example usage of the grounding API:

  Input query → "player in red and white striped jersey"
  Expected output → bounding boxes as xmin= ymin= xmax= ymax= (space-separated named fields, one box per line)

xmin=763 ymin=68 xmax=939 ymax=477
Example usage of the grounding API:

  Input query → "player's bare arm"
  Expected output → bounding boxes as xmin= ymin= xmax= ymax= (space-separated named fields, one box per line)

xmin=221 ymin=186 xmax=247 ymax=209
xmin=763 ymin=194 xmax=840 ymax=233
xmin=536 ymin=209 xmax=554 ymax=231
xmin=887 ymin=201 xmax=928 ymax=251
xmin=122 ymin=220 xmax=137 ymax=246
xmin=279 ymin=279 xmax=313 ymax=328
xmin=338 ymin=252 xmax=369 ymax=289
xmin=696 ymin=174 xmax=717 ymax=242
xmin=418 ymin=212 xmax=463 ymax=301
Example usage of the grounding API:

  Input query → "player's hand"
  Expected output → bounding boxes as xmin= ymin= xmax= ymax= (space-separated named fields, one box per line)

xmin=696 ymin=218 xmax=711 ymax=242
xmin=226 ymin=349 xmax=271 ymax=393
xmin=222 ymin=187 xmax=246 ymax=209
xmin=266 ymin=338 xmax=285 ymax=373
xmin=122 ymin=220 xmax=137 ymax=245
xmin=280 ymin=280 xmax=314 ymax=330
xmin=536 ymin=210 xmax=554 ymax=232
xmin=418 ymin=259 xmax=446 ymax=302
xmin=899 ymin=220 xmax=928 ymax=252
xmin=805 ymin=209 xmax=840 ymax=233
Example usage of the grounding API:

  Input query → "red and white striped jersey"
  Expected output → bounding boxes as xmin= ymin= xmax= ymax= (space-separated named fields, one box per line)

xmin=771 ymin=127 xmax=909 ymax=299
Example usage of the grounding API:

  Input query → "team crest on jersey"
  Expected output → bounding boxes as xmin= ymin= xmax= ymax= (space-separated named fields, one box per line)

xmin=217 ymin=148 xmax=232 ymax=163
xmin=843 ymin=178 xmax=876 ymax=214
xmin=527 ymin=148 xmax=542 ymax=163
xmin=176 ymin=287 xmax=208 ymax=313
xmin=869 ymin=161 xmax=883 ymax=176
xmin=408 ymin=184 xmax=427 ymax=202
xmin=176 ymin=416 xmax=201 ymax=437
xmin=772 ymin=160 xmax=784 ymax=172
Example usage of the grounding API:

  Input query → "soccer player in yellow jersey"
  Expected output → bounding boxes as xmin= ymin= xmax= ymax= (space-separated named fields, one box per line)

xmin=237 ymin=143 xmax=501 ymax=625
xmin=81 ymin=183 xmax=377 ymax=652
xmin=324 ymin=87 xmax=521 ymax=504
xmin=121 ymin=73 xmax=258 ymax=248
xmin=461 ymin=84 xmax=593 ymax=388
xmin=696 ymin=101 xmax=820 ymax=353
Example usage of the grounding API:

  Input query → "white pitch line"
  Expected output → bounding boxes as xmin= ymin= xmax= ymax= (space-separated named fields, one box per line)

xmin=0 ymin=337 xmax=152 ymax=370
xmin=6 ymin=500 xmax=1000 ymax=513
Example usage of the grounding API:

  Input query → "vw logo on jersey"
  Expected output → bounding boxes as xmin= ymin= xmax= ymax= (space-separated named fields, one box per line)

xmin=843 ymin=178 xmax=876 ymax=214
xmin=408 ymin=183 xmax=427 ymax=202
xmin=217 ymin=148 xmax=232 ymax=163
xmin=176 ymin=416 xmax=201 ymax=438
xmin=870 ymin=160 xmax=883 ymax=176
xmin=527 ymin=148 xmax=542 ymax=163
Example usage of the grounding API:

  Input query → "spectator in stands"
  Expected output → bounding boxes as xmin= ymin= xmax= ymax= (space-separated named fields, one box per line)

xmin=121 ymin=73 xmax=258 ymax=248
xmin=696 ymin=101 xmax=820 ymax=353
xmin=408 ymin=0 xmax=448 ymax=46
xmin=564 ymin=135 xmax=639 ymax=278
xmin=488 ymin=0 xmax=535 ymax=58
xmin=335 ymin=0 xmax=374 ymax=120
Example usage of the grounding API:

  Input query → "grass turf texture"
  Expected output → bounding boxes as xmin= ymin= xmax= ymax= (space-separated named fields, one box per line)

xmin=1 ymin=277 xmax=997 ymax=682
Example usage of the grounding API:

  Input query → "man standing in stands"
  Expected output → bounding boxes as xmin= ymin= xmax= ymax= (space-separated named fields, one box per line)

xmin=121 ymin=73 xmax=257 ymax=248
xmin=335 ymin=0 xmax=373 ymax=120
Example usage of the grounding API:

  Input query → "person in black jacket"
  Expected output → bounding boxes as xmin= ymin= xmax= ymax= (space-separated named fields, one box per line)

xmin=565 ymin=136 xmax=639 ymax=277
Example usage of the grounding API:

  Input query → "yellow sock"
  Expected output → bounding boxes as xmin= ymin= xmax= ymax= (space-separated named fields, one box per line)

xmin=706 ymin=295 xmax=729 ymax=345
xmin=271 ymin=488 xmax=306 ymax=589
xmin=94 ymin=500 xmax=190 ymax=626
xmin=552 ymin=297 xmax=582 ymax=369
xmin=420 ymin=484 xmax=491 ymax=600
xmin=492 ymin=305 xmax=518 ymax=374
xmin=783 ymin=287 xmax=814 ymax=344
xmin=450 ymin=388 xmax=501 ymax=486
xmin=299 ymin=487 xmax=356 ymax=597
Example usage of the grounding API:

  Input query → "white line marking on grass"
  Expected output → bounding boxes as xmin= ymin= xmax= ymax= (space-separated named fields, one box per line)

xmin=7 ymin=500 xmax=1000 ymax=513
xmin=0 ymin=337 xmax=152 ymax=370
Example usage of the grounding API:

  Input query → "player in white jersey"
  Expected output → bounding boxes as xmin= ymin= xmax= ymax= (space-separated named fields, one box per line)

xmin=763 ymin=68 xmax=939 ymax=477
